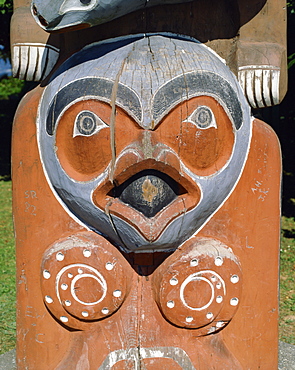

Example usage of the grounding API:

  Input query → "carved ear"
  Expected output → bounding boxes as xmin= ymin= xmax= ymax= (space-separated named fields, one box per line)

xmin=12 ymin=43 xmax=59 ymax=81
xmin=237 ymin=42 xmax=287 ymax=108
xmin=236 ymin=1 xmax=287 ymax=108
xmin=10 ymin=3 xmax=60 ymax=81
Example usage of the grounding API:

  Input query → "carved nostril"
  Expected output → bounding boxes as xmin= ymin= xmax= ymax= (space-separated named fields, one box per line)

xmin=32 ymin=4 xmax=38 ymax=16
xmin=32 ymin=3 xmax=49 ymax=27
xmin=38 ymin=13 xmax=49 ymax=27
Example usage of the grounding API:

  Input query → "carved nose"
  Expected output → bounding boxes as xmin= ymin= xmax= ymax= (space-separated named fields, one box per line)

xmin=110 ymin=170 xmax=186 ymax=218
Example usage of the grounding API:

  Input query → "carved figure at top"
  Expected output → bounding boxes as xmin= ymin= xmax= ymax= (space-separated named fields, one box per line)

xmin=11 ymin=0 xmax=287 ymax=109
xmin=31 ymin=0 xmax=193 ymax=31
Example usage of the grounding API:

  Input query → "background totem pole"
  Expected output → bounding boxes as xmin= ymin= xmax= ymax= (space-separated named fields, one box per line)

xmin=11 ymin=0 xmax=287 ymax=368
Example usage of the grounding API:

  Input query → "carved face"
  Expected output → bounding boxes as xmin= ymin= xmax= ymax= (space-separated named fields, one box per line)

xmin=38 ymin=35 xmax=251 ymax=251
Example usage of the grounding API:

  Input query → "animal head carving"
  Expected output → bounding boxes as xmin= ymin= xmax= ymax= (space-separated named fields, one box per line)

xmin=31 ymin=0 xmax=193 ymax=31
xmin=37 ymin=35 xmax=251 ymax=252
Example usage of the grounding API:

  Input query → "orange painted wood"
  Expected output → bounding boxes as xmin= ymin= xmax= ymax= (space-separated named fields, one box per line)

xmin=12 ymin=80 xmax=281 ymax=368
xmin=11 ymin=1 xmax=284 ymax=368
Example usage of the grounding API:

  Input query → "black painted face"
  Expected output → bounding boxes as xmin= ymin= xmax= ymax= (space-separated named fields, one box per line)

xmin=38 ymin=36 xmax=251 ymax=251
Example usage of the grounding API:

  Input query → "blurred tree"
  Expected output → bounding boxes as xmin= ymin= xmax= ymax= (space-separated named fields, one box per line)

xmin=0 ymin=0 xmax=26 ymax=177
xmin=0 ymin=0 xmax=13 ymax=59
xmin=279 ymin=0 xmax=295 ymax=217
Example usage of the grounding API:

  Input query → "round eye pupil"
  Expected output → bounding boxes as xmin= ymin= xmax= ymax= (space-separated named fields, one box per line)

xmin=76 ymin=112 xmax=96 ymax=135
xmin=82 ymin=117 xmax=93 ymax=130
xmin=194 ymin=107 xmax=212 ymax=128
xmin=80 ymin=0 xmax=91 ymax=4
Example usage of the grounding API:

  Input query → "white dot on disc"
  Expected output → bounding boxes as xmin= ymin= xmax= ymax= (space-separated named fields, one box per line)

xmin=45 ymin=296 xmax=53 ymax=304
xmin=105 ymin=262 xmax=114 ymax=271
xmin=56 ymin=252 xmax=64 ymax=261
xmin=230 ymin=297 xmax=239 ymax=306
xmin=190 ymin=259 xmax=198 ymax=267
xmin=170 ymin=277 xmax=178 ymax=286
xmin=216 ymin=295 xmax=223 ymax=303
xmin=230 ymin=275 xmax=239 ymax=284
xmin=113 ymin=290 xmax=122 ymax=298
xmin=215 ymin=256 xmax=223 ymax=266
xmin=43 ymin=270 xmax=51 ymax=279
xmin=83 ymin=249 xmax=91 ymax=258
xmin=206 ymin=312 xmax=214 ymax=320
xmin=167 ymin=300 xmax=175 ymax=308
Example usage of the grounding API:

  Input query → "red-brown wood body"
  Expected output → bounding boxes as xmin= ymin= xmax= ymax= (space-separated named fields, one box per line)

xmin=12 ymin=83 xmax=281 ymax=368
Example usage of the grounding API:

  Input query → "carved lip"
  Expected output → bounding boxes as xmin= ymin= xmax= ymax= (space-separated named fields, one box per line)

xmin=92 ymin=159 xmax=201 ymax=243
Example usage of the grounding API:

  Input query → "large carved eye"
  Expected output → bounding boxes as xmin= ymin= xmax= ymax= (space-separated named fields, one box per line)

xmin=183 ymin=106 xmax=217 ymax=130
xmin=80 ymin=0 xmax=91 ymax=4
xmin=73 ymin=111 xmax=108 ymax=137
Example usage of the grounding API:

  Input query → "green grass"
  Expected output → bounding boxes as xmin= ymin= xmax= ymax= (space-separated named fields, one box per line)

xmin=279 ymin=214 xmax=295 ymax=345
xmin=0 ymin=180 xmax=294 ymax=354
xmin=0 ymin=180 xmax=15 ymax=354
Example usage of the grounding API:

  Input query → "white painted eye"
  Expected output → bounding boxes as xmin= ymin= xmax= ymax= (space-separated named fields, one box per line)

xmin=73 ymin=110 xmax=108 ymax=137
xmin=59 ymin=0 xmax=98 ymax=15
xmin=183 ymin=106 xmax=217 ymax=130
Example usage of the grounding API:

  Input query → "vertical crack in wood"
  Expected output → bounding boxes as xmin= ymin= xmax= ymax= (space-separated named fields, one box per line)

xmin=176 ymin=195 xmax=187 ymax=242
xmin=138 ymin=274 xmax=145 ymax=370
xmin=104 ymin=198 xmax=128 ymax=250
xmin=109 ymin=58 xmax=126 ymax=183
xmin=147 ymin=36 xmax=157 ymax=130
xmin=176 ymin=41 xmax=189 ymax=179
xmin=123 ymin=280 xmax=141 ymax=369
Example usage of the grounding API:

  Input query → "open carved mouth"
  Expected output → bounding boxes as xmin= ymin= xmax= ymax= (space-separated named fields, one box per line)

xmin=93 ymin=162 xmax=201 ymax=243
xmin=109 ymin=170 xmax=187 ymax=218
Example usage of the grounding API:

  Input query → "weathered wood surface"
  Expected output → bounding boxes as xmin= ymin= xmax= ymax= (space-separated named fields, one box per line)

xmin=11 ymin=0 xmax=287 ymax=108
xmin=12 ymin=33 xmax=281 ymax=368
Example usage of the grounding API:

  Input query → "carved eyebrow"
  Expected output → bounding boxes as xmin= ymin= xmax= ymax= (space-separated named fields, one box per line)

xmin=152 ymin=71 xmax=243 ymax=130
xmin=46 ymin=77 xmax=142 ymax=135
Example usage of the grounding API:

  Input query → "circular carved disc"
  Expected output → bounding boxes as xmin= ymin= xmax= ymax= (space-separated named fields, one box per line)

xmin=41 ymin=233 xmax=129 ymax=329
xmin=153 ymin=238 xmax=242 ymax=335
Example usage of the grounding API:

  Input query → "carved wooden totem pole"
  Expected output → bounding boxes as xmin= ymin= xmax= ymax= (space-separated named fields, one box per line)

xmin=11 ymin=0 xmax=287 ymax=368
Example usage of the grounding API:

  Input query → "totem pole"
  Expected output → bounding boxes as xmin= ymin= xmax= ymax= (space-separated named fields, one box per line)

xmin=11 ymin=0 xmax=286 ymax=368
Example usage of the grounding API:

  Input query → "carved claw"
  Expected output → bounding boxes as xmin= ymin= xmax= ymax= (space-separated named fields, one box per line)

xmin=238 ymin=66 xmax=280 ymax=108
xmin=12 ymin=43 xmax=59 ymax=81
